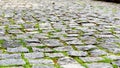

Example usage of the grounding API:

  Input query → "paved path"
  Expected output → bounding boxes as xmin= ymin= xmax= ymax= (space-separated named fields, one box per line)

xmin=0 ymin=0 xmax=120 ymax=68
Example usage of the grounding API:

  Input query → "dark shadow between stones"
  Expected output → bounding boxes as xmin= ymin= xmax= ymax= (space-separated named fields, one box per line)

xmin=93 ymin=0 xmax=120 ymax=3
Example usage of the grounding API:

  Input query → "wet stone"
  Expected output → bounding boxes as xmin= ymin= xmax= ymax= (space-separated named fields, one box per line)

xmin=0 ymin=54 xmax=21 ymax=59
xmin=0 ymin=59 xmax=25 ymax=66
xmin=45 ymin=53 xmax=64 ymax=58
xmin=68 ymin=51 xmax=88 ymax=57
xmin=80 ymin=57 xmax=103 ymax=62
xmin=7 ymin=47 xmax=29 ymax=53
xmin=32 ymin=65 xmax=54 ymax=68
xmin=87 ymin=63 xmax=113 ymax=68
xmin=24 ymin=52 xmax=44 ymax=59
xmin=29 ymin=59 xmax=54 ymax=64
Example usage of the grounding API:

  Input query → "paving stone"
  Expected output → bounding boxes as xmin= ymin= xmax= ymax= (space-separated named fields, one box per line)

xmin=43 ymin=39 xmax=63 ymax=47
xmin=0 ymin=50 xmax=2 ymax=53
xmin=67 ymin=34 xmax=79 ymax=37
xmin=24 ymin=52 xmax=44 ymax=59
xmin=80 ymin=57 xmax=103 ymax=62
xmin=95 ymin=35 xmax=115 ymax=38
xmin=9 ymin=29 xmax=23 ymax=34
xmin=2 ymin=40 xmax=21 ymax=48
xmin=9 ymin=25 xmax=22 ymax=29
xmin=106 ymin=55 xmax=120 ymax=60
xmin=32 ymin=65 xmax=54 ymax=68
xmin=32 ymin=47 xmax=53 ymax=52
xmin=108 ymin=48 xmax=120 ymax=54
xmin=100 ymin=43 xmax=119 ymax=49
xmin=45 ymin=53 xmax=64 ymax=58
xmin=25 ymin=38 xmax=40 ymax=43
xmin=68 ymin=51 xmax=88 ymax=57
xmin=75 ymin=45 xmax=97 ymax=51
xmin=87 ymin=63 xmax=113 ymax=68
xmin=66 ymin=40 xmax=83 ymax=45
xmin=29 ymin=59 xmax=54 ymax=64
xmin=39 ymin=23 xmax=52 ymax=29
xmin=7 ymin=47 xmax=29 ymax=53
xmin=112 ymin=60 xmax=120 ymax=67
xmin=90 ymin=49 xmax=107 ymax=57
xmin=53 ymin=46 xmax=74 ymax=51
xmin=0 ymin=59 xmax=25 ymax=66
xmin=26 ymin=43 xmax=45 ymax=47
xmin=61 ymin=63 xmax=85 ymax=68
xmin=81 ymin=36 xmax=96 ymax=45
xmin=0 ymin=54 xmax=21 ymax=59
xmin=0 ymin=28 xmax=5 ymax=35
xmin=60 ymin=37 xmax=78 ymax=41
xmin=58 ymin=57 xmax=78 ymax=65
xmin=65 ymin=30 xmax=79 ymax=34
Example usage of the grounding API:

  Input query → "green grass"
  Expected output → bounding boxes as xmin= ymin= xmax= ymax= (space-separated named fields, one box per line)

xmin=21 ymin=53 xmax=32 ymax=68
xmin=0 ymin=39 xmax=5 ymax=45
xmin=9 ymin=18 xmax=15 ymax=24
xmin=27 ymin=46 xmax=33 ymax=52
xmin=52 ymin=58 xmax=61 ymax=68
xmin=19 ymin=39 xmax=26 ymax=47
xmin=74 ymin=57 xmax=88 ymax=68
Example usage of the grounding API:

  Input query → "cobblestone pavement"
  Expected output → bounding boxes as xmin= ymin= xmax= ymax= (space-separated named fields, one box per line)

xmin=0 ymin=0 xmax=120 ymax=68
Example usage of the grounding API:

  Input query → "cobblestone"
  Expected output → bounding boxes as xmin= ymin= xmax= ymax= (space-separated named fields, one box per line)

xmin=0 ymin=59 xmax=25 ymax=66
xmin=0 ymin=0 xmax=120 ymax=67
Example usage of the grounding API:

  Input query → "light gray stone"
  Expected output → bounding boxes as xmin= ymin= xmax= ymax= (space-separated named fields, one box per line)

xmin=24 ymin=52 xmax=44 ymax=59
xmin=61 ymin=63 xmax=85 ymax=68
xmin=87 ymin=63 xmax=113 ymax=68
xmin=0 ymin=59 xmax=25 ymax=66
xmin=45 ymin=53 xmax=64 ymax=58
xmin=68 ymin=51 xmax=88 ymax=57
xmin=7 ymin=47 xmax=29 ymax=53
xmin=32 ymin=65 xmax=54 ymax=68
xmin=90 ymin=49 xmax=107 ymax=57
xmin=75 ymin=45 xmax=97 ymax=51
xmin=43 ymin=39 xmax=63 ymax=47
xmin=53 ymin=46 xmax=74 ymax=51
xmin=80 ymin=57 xmax=103 ymax=62
xmin=58 ymin=57 xmax=78 ymax=65
xmin=0 ymin=54 xmax=21 ymax=59
xmin=29 ymin=59 xmax=54 ymax=64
